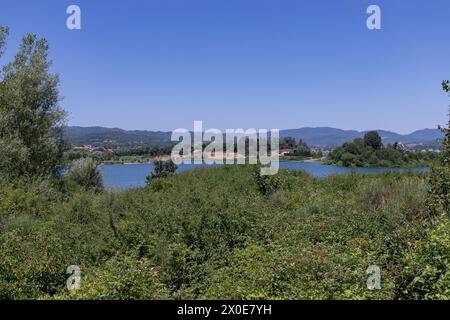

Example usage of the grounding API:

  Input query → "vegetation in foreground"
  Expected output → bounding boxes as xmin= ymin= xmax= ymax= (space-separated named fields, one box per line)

xmin=0 ymin=166 xmax=448 ymax=299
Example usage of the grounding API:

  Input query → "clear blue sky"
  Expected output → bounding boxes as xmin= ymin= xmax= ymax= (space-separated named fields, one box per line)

xmin=1 ymin=0 xmax=449 ymax=133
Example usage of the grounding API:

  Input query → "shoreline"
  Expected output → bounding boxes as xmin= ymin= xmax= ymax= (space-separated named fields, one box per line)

xmin=98 ymin=156 xmax=432 ymax=170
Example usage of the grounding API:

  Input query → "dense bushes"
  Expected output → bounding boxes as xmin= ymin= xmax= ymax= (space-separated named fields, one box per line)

xmin=252 ymin=166 xmax=284 ymax=196
xmin=395 ymin=81 xmax=450 ymax=299
xmin=394 ymin=80 xmax=450 ymax=300
xmin=0 ymin=165 xmax=446 ymax=299
xmin=64 ymin=158 xmax=103 ymax=192
xmin=56 ymin=253 xmax=170 ymax=300
xmin=398 ymin=220 xmax=449 ymax=299
xmin=146 ymin=160 xmax=177 ymax=185
xmin=327 ymin=131 xmax=439 ymax=167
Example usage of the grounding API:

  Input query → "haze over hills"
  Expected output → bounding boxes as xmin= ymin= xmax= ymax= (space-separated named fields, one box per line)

xmin=65 ymin=126 xmax=444 ymax=149
xmin=280 ymin=127 xmax=444 ymax=148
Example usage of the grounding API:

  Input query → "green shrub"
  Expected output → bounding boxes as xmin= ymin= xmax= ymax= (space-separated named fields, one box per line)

xmin=0 ymin=180 xmax=56 ymax=219
xmin=146 ymin=160 xmax=177 ymax=185
xmin=65 ymin=158 xmax=103 ymax=192
xmin=0 ymin=228 xmax=68 ymax=299
xmin=397 ymin=220 xmax=450 ymax=299
xmin=55 ymin=252 xmax=169 ymax=300
xmin=427 ymin=165 xmax=450 ymax=218
xmin=0 ymin=165 xmax=445 ymax=300
xmin=252 ymin=166 xmax=283 ymax=196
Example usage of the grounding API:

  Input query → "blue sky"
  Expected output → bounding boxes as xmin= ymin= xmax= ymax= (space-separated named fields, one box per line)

xmin=1 ymin=0 xmax=449 ymax=133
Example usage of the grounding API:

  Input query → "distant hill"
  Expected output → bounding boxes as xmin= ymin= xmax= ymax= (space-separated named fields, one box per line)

xmin=280 ymin=127 xmax=361 ymax=147
xmin=64 ymin=126 xmax=444 ymax=149
xmin=279 ymin=127 xmax=444 ymax=148
xmin=65 ymin=126 xmax=173 ymax=148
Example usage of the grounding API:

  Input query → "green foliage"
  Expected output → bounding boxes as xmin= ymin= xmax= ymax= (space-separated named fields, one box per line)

xmin=0 ymin=179 xmax=57 ymax=219
xmin=443 ymin=80 xmax=450 ymax=92
xmin=146 ymin=160 xmax=177 ymax=185
xmin=364 ymin=131 xmax=382 ymax=150
xmin=64 ymin=158 xmax=103 ymax=192
xmin=0 ymin=26 xmax=9 ymax=59
xmin=427 ymin=165 xmax=450 ymax=217
xmin=280 ymin=137 xmax=314 ymax=157
xmin=398 ymin=220 xmax=450 ymax=299
xmin=0 ymin=28 xmax=66 ymax=182
xmin=64 ymin=126 xmax=173 ymax=149
xmin=252 ymin=166 xmax=283 ymax=196
xmin=427 ymin=81 xmax=450 ymax=217
xmin=401 ymin=81 xmax=450 ymax=300
xmin=280 ymin=136 xmax=297 ymax=149
xmin=289 ymin=139 xmax=313 ymax=157
xmin=440 ymin=80 xmax=450 ymax=165
xmin=0 ymin=165 xmax=447 ymax=299
xmin=327 ymin=131 xmax=439 ymax=167
xmin=55 ymin=252 xmax=169 ymax=300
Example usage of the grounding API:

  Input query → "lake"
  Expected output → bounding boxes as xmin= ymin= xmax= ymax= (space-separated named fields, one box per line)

xmin=100 ymin=162 xmax=429 ymax=189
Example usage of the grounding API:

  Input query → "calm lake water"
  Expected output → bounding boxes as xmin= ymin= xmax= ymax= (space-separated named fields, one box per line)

xmin=100 ymin=162 xmax=429 ymax=189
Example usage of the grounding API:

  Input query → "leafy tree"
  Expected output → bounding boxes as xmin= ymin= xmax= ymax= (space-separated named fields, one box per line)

xmin=146 ymin=159 xmax=177 ymax=184
xmin=0 ymin=27 xmax=66 ymax=181
xmin=287 ymin=139 xmax=312 ymax=157
xmin=364 ymin=131 xmax=382 ymax=150
xmin=280 ymin=137 xmax=296 ymax=149
xmin=341 ymin=152 xmax=358 ymax=167
xmin=327 ymin=134 xmax=437 ymax=168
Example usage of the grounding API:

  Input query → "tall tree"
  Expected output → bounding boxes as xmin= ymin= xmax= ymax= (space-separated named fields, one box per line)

xmin=0 ymin=28 xmax=66 ymax=181
xmin=363 ymin=131 xmax=382 ymax=150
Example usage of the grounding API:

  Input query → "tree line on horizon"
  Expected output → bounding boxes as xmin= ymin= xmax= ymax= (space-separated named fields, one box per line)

xmin=326 ymin=131 xmax=440 ymax=167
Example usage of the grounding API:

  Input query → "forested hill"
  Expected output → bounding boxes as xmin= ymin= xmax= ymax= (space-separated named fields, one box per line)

xmin=64 ymin=126 xmax=173 ymax=148
xmin=279 ymin=127 xmax=443 ymax=148
xmin=64 ymin=126 xmax=444 ymax=149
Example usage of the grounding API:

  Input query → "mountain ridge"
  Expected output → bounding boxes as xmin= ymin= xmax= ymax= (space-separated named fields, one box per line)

xmin=64 ymin=126 xmax=444 ymax=149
